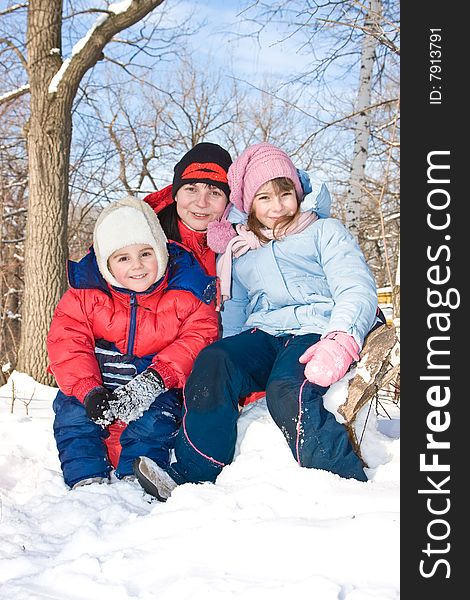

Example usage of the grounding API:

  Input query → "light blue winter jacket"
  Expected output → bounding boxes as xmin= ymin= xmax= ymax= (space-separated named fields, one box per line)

xmin=221 ymin=184 xmax=378 ymax=349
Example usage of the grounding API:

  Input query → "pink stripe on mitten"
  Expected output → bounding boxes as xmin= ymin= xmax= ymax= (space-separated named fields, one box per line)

xmin=299 ymin=331 xmax=360 ymax=387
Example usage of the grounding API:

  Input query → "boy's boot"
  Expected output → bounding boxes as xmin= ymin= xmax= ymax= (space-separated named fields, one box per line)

xmin=133 ymin=457 xmax=178 ymax=502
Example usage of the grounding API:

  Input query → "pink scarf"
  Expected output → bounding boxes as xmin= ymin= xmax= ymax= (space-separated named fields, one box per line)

xmin=217 ymin=210 xmax=318 ymax=302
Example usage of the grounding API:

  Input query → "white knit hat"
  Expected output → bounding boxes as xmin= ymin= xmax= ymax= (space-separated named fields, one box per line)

xmin=93 ymin=196 xmax=169 ymax=288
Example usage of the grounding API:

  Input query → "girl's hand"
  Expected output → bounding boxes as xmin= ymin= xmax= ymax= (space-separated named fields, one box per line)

xmin=299 ymin=331 xmax=360 ymax=387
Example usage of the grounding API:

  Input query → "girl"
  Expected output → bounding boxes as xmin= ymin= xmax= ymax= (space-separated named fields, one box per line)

xmin=133 ymin=142 xmax=380 ymax=501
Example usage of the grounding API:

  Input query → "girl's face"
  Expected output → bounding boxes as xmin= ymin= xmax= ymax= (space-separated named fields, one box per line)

xmin=108 ymin=244 xmax=159 ymax=292
xmin=251 ymin=180 xmax=298 ymax=229
xmin=175 ymin=183 xmax=228 ymax=231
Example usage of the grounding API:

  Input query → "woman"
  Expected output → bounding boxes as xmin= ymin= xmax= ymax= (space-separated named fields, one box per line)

xmin=144 ymin=142 xmax=232 ymax=276
xmin=133 ymin=142 xmax=383 ymax=501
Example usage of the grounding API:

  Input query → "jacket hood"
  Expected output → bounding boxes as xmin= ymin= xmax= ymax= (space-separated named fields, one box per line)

xmin=143 ymin=185 xmax=173 ymax=215
xmin=302 ymin=183 xmax=331 ymax=218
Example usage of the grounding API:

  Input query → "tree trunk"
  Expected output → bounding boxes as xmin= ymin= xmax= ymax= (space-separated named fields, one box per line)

xmin=17 ymin=0 xmax=71 ymax=383
xmin=17 ymin=110 xmax=72 ymax=383
xmin=345 ymin=0 xmax=381 ymax=240
xmin=393 ymin=246 xmax=400 ymax=320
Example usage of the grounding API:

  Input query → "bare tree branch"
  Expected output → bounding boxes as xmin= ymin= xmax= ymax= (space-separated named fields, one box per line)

xmin=0 ymin=37 xmax=28 ymax=68
xmin=49 ymin=0 xmax=166 ymax=96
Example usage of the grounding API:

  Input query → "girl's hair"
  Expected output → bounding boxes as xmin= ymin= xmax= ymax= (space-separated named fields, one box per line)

xmin=157 ymin=202 xmax=182 ymax=243
xmin=247 ymin=177 xmax=301 ymax=243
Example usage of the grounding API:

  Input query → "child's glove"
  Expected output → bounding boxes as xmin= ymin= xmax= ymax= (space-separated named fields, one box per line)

xmin=299 ymin=331 xmax=360 ymax=387
xmin=83 ymin=386 xmax=114 ymax=426
xmin=109 ymin=368 xmax=167 ymax=424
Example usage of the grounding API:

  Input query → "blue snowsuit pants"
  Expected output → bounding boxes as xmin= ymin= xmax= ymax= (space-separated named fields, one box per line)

xmin=168 ymin=328 xmax=367 ymax=485
xmin=53 ymin=388 xmax=182 ymax=488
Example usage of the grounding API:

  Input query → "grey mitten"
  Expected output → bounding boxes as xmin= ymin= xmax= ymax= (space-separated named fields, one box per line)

xmin=109 ymin=369 xmax=166 ymax=424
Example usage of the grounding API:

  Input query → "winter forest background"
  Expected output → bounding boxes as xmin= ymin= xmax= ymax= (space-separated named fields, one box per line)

xmin=0 ymin=0 xmax=400 ymax=385
xmin=0 ymin=2 xmax=400 ymax=598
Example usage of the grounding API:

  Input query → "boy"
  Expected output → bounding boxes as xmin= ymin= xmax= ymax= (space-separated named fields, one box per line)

xmin=47 ymin=196 xmax=218 ymax=489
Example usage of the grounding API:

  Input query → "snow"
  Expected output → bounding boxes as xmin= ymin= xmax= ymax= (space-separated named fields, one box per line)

xmin=110 ymin=0 xmax=133 ymax=14
xmin=0 ymin=370 xmax=399 ymax=599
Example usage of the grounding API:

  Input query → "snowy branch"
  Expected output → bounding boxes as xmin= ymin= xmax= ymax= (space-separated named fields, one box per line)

xmin=48 ymin=0 xmax=165 ymax=95
xmin=0 ymin=3 xmax=27 ymax=18
xmin=0 ymin=85 xmax=30 ymax=107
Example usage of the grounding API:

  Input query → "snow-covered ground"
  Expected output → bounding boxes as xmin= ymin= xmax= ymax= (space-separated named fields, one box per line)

xmin=0 ymin=370 xmax=399 ymax=600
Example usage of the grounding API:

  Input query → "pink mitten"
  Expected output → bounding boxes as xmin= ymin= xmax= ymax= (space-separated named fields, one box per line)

xmin=299 ymin=331 xmax=360 ymax=387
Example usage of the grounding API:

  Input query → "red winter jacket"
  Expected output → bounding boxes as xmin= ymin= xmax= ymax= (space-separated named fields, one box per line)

xmin=47 ymin=245 xmax=218 ymax=403
xmin=144 ymin=185 xmax=216 ymax=276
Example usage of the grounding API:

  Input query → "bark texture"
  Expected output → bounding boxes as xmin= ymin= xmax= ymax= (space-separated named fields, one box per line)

xmin=345 ymin=0 xmax=381 ymax=240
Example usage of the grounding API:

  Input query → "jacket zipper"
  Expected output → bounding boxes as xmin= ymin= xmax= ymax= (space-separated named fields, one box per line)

xmin=127 ymin=293 xmax=138 ymax=354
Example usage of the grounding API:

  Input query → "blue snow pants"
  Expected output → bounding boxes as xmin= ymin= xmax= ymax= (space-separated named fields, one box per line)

xmin=168 ymin=328 xmax=367 ymax=485
xmin=53 ymin=388 xmax=182 ymax=488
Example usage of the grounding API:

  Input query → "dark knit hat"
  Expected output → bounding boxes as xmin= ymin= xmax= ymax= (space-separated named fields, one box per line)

xmin=172 ymin=142 xmax=232 ymax=198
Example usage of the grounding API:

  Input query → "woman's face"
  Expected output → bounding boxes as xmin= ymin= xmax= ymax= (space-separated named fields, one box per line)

xmin=175 ymin=183 xmax=228 ymax=231
xmin=251 ymin=180 xmax=297 ymax=229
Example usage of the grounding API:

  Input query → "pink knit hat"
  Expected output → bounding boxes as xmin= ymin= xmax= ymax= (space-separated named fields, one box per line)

xmin=207 ymin=143 xmax=303 ymax=253
xmin=228 ymin=142 xmax=303 ymax=213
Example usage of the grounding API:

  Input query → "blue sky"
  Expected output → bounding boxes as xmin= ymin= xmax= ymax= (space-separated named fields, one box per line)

xmin=157 ymin=0 xmax=315 ymax=85
xmin=59 ymin=1 xmax=370 ymax=193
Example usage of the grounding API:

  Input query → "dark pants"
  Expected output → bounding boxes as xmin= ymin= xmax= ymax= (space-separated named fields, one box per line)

xmin=168 ymin=329 xmax=367 ymax=485
xmin=53 ymin=389 xmax=182 ymax=488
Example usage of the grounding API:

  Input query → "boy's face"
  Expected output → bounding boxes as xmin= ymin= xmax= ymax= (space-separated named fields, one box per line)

xmin=175 ymin=183 xmax=227 ymax=231
xmin=251 ymin=180 xmax=297 ymax=229
xmin=108 ymin=244 xmax=159 ymax=292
